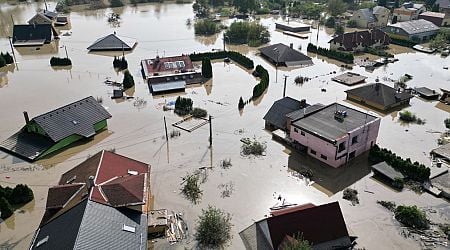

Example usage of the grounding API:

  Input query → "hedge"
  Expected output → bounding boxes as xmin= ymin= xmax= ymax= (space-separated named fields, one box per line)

xmin=369 ymin=144 xmax=430 ymax=182
xmin=50 ymin=57 xmax=72 ymax=66
xmin=190 ymin=51 xmax=254 ymax=69
xmin=307 ymin=43 xmax=354 ymax=64
xmin=252 ymin=65 xmax=269 ymax=99
xmin=390 ymin=37 xmax=417 ymax=48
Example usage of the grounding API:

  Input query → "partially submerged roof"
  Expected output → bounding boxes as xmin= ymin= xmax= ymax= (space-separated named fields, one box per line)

xmin=285 ymin=103 xmax=325 ymax=122
xmin=387 ymin=19 xmax=439 ymax=35
xmin=32 ymin=96 xmax=112 ymax=142
xmin=371 ymin=161 xmax=404 ymax=181
xmin=414 ymin=87 xmax=439 ymax=97
xmin=259 ymin=43 xmax=313 ymax=67
xmin=292 ymin=103 xmax=378 ymax=142
xmin=141 ymin=55 xmax=195 ymax=78
xmin=329 ymin=29 xmax=391 ymax=51
xmin=151 ymin=80 xmax=186 ymax=94
xmin=240 ymin=202 xmax=352 ymax=250
xmin=28 ymin=13 xmax=53 ymax=25
xmin=87 ymin=33 xmax=137 ymax=51
xmin=332 ymin=72 xmax=367 ymax=86
xmin=12 ymin=24 xmax=52 ymax=46
xmin=345 ymin=83 xmax=413 ymax=109
xmin=31 ymin=199 xmax=147 ymax=250
xmin=431 ymin=143 xmax=450 ymax=160
xmin=263 ymin=97 xmax=308 ymax=130
xmin=0 ymin=131 xmax=55 ymax=161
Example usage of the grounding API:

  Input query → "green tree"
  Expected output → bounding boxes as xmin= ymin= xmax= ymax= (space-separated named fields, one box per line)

xmin=395 ymin=205 xmax=429 ymax=229
xmin=1 ymin=52 xmax=13 ymax=64
xmin=225 ymin=21 xmax=270 ymax=46
xmin=195 ymin=206 xmax=232 ymax=248
xmin=0 ymin=54 xmax=5 ymax=68
xmin=445 ymin=118 xmax=450 ymax=129
xmin=11 ymin=184 xmax=34 ymax=204
xmin=280 ymin=234 xmax=312 ymax=250
xmin=0 ymin=197 xmax=13 ymax=219
xmin=202 ymin=57 xmax=213 ymax=78
xmin=193 ymin=0 xmax=210 ymax=18
xmin=328 ymin=0 xmax=347 ymax=16
xmin=232 ymin=0 xmax=256 ymax=13
xmin=325 ymin=17 xmax=336 ymax=27
xmin=122 ymin=70 xmax=134 ymax=89
xmin=194 ymin=19 xmax=219 ymax=35
xmin=110 ymin=0 xmax=124 ymax=7
xmin=238 ymin=96 xmax=245 ymax=109
xmin=430 ymin=33 xmax=447 ymax=49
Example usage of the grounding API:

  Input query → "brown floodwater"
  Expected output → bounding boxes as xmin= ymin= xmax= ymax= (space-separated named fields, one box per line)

xmin=0 ymin=1 xmax=449 ymax=249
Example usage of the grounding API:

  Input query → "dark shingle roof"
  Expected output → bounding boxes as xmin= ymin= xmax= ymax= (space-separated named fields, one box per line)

xmin=46 ymin=183 xmax=85 ymax=209
xmin=32 ymin=96 xmax=111 ymax=142
xmin=12 ymin=24 xmax=52 ymax=44
xmin=345 ymin=83 xmax=413 ymax=109
xmin=0 ymin=131 xmax=54 ymax=161
xmin=292 ymin=103 xmax=378 ymax=142
xmin=329 ymin=29 xmax=391 ymax=51
xmin=285 ymin=103 xmax=325 ymax=121
xmin=87 ymin=34 xmax=136 ymax=51
xmin=31 ymin=199 xmax=147 ymax=250
xmin=371 ymin=161 xmax=404 ymax=181
xmin=100 ymin=174 xmax=146 ymax=207
xmin=263 ymin=97 xmax=307 ymax=130
xmin=31 ymin=198 xmax=87 ymax=250
xmin=259 ymin=43 xmax=313 ymax=66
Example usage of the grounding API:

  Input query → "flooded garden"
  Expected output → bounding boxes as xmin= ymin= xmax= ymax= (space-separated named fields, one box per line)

xmin=0 ymin=1 xmax=449 ymax=249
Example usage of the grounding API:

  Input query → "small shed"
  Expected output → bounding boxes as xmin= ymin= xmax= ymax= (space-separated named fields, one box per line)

xmin=148 ymin=209 xmax=169 ymax=235
xmin=259 ymin=43 xmax=313 ymax=67
xmin=414 ymin=87 xmax=439 ymax=99
xmin=371 ymin=161 xmax=404 ymax=182
xmin=332 ymin=72 xmax=367 ymax=86
xmin=275 ymin=22 xmax=310 ymax=32
xmin=87 ymin=33 xmax=137 ymax=51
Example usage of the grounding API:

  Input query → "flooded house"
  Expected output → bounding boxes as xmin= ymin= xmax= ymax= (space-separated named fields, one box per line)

xmin=12 ymin=24 xmax=55 ymax=47
xmin=382 ymin=19 xmax=439 ymax=42
xmin=393 ymin=2 xmax=426 ymax=22
xmin=345 ymin=83 xmax=413 ymax=112
xmin=275 ymin=21 xmax=311 ymax=32
xmin=0 ymin=96 xmax=111 ymax=161
xmin=87 ymin=33 xmax=137 ymax=51
xmin=259 ymin=43 xmax=313 ymax=67
xmin=289 ymin=103 xmax=380 ymax=168
xmin=329 ymin=29 xmax=391 ymax=52
xmin=419 ymin=11 xmax=448 ymax=26
xmin=29 ymin=150 xmax=150 ymax=250
xmin=350 ymin=6 xmax=390 ymax=28
xmin=141 ymin=54 xmax=202 ymax=93
xmin=240 ymin=202 xmax=354 ymax=250
xmin=332 ymin=72 xmax=367 ymax=86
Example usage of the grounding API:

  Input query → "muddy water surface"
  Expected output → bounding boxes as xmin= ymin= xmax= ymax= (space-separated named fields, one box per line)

xmin=0 ymin=2 xmax=449 ymax=249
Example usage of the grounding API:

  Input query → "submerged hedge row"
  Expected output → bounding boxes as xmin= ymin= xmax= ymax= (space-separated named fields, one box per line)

xmin=189 ymin=51 xmax=254 ymax=69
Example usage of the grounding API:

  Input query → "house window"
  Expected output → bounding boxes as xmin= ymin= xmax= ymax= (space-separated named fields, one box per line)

xmin=352 ymin=136 xmax=358 ymax=145
xmin=300 ymin=131 xmax=305 ymax=136
xmin=294 ymin=128 xmax=298 ymax=133
xmin=320 ymin=154 xmax=327 ymax=160
xmin=338 ymin=142 xmax=346 ymax=153
xmin=310 ymin=149 xmax=316 ymax=155
xmin=349 ymin=151 xmax=356 ymax=159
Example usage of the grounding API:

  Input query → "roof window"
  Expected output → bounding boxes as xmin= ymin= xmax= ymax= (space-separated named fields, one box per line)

xmin=36 ymin=236 xmax=49 ymax=247
xmin=122 ymin=224 xmax=136 ymax=233
xmin=128 ymin=170 xmax=138 ymax=175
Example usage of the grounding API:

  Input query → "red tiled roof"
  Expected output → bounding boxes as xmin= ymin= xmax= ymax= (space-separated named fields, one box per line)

xmin=46 ymin=183 xmax=84 ymax=209
xmin=270 ymin=203 xmax=316 ymax=217
xmin=100 ymin=174 xmax=146 ymax=207
xmin=267 ymin=201 xmax=350 ymax=248
xmin=329 ymin=29 xmax=391 ymax=51
xmin=95 ymin=150 xmax=149 ymax=184
xmin=141 ymin=55 xmax=194 ymax=76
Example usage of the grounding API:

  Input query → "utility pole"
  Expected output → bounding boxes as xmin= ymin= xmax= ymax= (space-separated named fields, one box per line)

xmin=283 ymin=75 xmax=288 ymax=97
xmin=10 ymin=15 xmax=14 ymax=25
xmin=64 ymin=46 xmax=69 ymax=59
xmin=164 ymin=116 xmax=168 ymax=141
xmin=8 ymin=37 xmax=17 ymax=63
xmin=209 ymin=115 xmax=212 ymax=146
xmin=121 ymin=43 xmax=125 ymax=58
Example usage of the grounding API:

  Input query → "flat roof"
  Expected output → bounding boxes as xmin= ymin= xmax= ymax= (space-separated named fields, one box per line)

xmin=332 ymin=72 xmax=367 ymax=86
xmin=414 ymin=87 xmax=439 ymax=97
xmin=151 ymin=80 xmax=186 ymax=93
xmin=292 ymin=103 xmax=378 ymax=142
xmin=371 ymin=161 xmax=404 ymax=181
xmin=275 ymin=21 xmax=310 ymax=28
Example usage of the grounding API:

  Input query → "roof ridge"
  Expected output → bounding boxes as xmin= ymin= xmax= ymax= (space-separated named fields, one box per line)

xmin=31 ymin=96 xmax=96 ymax=120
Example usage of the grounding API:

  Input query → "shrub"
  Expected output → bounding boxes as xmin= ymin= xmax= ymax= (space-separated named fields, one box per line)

xmin=325 ymin=17 xmax=335 ymax=28
xmin=195 ymin=206 xmax=232 ymax=248
xmin=445 ymin=118 xmax=450 ymax=129
xmin=1 ymin=52 xmax=13 ymax=64
xmin=390 ymin=37 xmax=417 ymax=47
xmin=191 ymin=107 xmax=208 ymax=118
xmin=238 ymin=96 xmax=245 ymax=109
xmin=11 ymin=184 xmax=34 ymax=204
xmin=201 ymin=57 xmax=212 ymax=78
xmin=280 ymin=233 xmax=311 ymax=250
xmin=225 ymin=21 xmax=270 ymax=46
xmin=343 ymin=188 xmax=359 ymax=205
xmin=255 ymin=7 xmax=270 ymax=14
xmin=377 ymin=200 xmax=397 ymax=211
xmin=395 ymin=205 xmax=429 ymax=229
xmin=122 ymin=70 xmax=135 ymax=89
xmin=181 ymin=173 xmax=202 ymax=204
xmin=392 ymin=178 xmax=404 ymax=190
xmin=0 ymin=197 xmax=13 ymax=220
xmin=241 ymin=137 xmax=266 ymax=156
xmin=0 ymin=55 xmax=5 ymax=68
xmin=399 ymin=110 xmax=425 ymax=124
xmin=369 ymin=144 xmax=430 ymax=182
xmin=189 ymin=51 xmax=254 ymax=69
xmin=113 ymin=56 xmax=128 ymax=70
xmin=194 ymin=19 xmax=219 ymax=35
xmin=175 ymin=96 xmax=193 ymax=115
xmin=50 ymin=57 xmax=72 ymax=66
xmin=252 ymin=65 xmax=269 ymax=99
xmin=307 ymin=43 xmax=354 ymax=64
xmin=347 ymin=19 xmax=357 ymax=28
xmin=110 ymin=0 xmax=124 ymax=7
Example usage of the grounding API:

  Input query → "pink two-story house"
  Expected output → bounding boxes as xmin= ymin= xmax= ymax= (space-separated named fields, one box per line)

xmin=289 ymin=103 xmax=380 ymax=168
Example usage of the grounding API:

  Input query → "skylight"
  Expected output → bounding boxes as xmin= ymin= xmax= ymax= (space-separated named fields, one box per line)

xmin=128 ymin=170 xmax=138 ymax=175
xmin=122 ymin=224 xmax=136 ymax=233
xmin=36 ymin=236 xmax=49 ymax=247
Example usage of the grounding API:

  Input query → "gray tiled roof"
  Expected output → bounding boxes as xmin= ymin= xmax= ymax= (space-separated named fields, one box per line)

xmin=12 ymin=24 xmax=52 ymax=44
xmin=31 ymin=199 xmax=147 ymax=250
xmin=292 ymin=103 xmax=378 ymax=142
xmin=32 ymin=96 xmax=111 ymax=142
xmin=345 ymin=83 xmax=412 ymax=109
xmin=372 ymin=161 xmax=404 ymax=181
xmin=87 ymin=34 xmax=135 ymax=51
xmin=388 ymin=19 xmax=439 ymax=35
xmin=0 ymin=131 xmax=54 ymax=161
xmin=263 ymin=97 xmax=307 ymax=130
xmin=259 ymin=43 xmax=313 ymax=66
